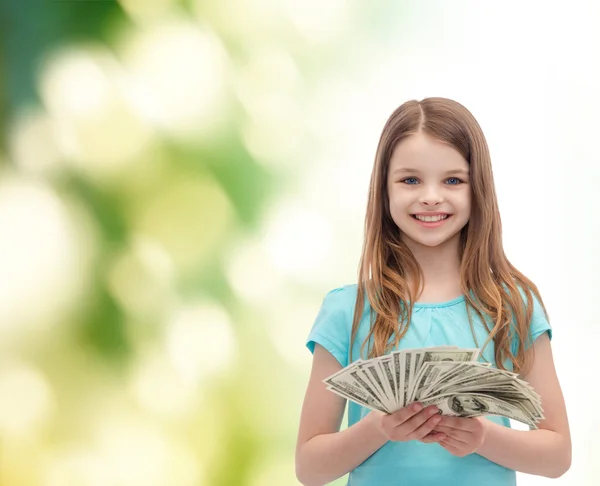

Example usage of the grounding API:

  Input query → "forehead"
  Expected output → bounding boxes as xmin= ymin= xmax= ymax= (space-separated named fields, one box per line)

xmin=388 ymin=133 xmax=468 ymax=173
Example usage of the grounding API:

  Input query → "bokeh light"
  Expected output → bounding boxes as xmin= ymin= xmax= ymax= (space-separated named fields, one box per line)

xmin=39 ymin=46 xmax=153 ymax=178
xmin=119 ymin=16 xmax=230 ymax=142
xmin=262 ymin=199 xmax=334 ymax=282
xmin=0 ymin=176 xmax=93 ymax=345
xmin=165 ymin=301 xmax=237 ymax=384
xmin=0 ymin=362 xmax=54 ymax=437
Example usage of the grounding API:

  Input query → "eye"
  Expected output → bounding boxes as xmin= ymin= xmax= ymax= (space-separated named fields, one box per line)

xmin=400 ymin=177 xmax=419 ymax=185
xmin=446 ymin=177 xmax=463 ymax=185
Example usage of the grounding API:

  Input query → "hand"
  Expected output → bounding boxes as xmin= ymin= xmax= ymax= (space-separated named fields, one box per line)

xmin=370 ymin=402 xmax=446 ymax=443
xmin=421 ymin=415 xmax=488 ymax=457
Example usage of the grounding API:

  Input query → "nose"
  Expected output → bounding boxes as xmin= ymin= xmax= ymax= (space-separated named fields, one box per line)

xmin=419 ymin=186 xmax=443 ymax=206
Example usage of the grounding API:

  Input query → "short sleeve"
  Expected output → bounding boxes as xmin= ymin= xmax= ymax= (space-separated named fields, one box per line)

xmin=511 ymin=286 xmax=553 ymax=355
xmin=529 ymin=292 xmax=553 ymax=345
xmin=306 ymin=287 xmax=351 ymax=367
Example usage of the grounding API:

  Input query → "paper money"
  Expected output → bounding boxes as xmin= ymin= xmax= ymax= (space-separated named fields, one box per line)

xmin=323 ymin=346 xmax=543 ymax=428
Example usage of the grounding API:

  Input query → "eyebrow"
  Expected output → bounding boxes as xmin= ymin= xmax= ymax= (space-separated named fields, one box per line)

xmin=392 ymin=168 xmax=469 ymax=176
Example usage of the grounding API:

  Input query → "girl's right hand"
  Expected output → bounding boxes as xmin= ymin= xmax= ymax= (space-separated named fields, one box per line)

xmin=370 ymin=402 xmax=446 ymax=442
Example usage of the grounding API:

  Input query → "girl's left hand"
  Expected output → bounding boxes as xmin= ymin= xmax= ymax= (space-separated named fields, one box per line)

xmin=420 ymin=415 xmax=488 ymax=457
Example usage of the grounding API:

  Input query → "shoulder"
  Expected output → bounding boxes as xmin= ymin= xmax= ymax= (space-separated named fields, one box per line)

xmin=514 ymin=282 xmax=549 ymax=322
xmin=323 ymin=283 xmax=359 ymax=304
xmin=501 ymin=280 xmax=549 ymax=319
xmin=305 ymin=283 xmax=361 ymax=367
xmin=316 ymin=284 xmax=362 ymax=322
xmin=505 ymin=280 xmax=553 ymax=350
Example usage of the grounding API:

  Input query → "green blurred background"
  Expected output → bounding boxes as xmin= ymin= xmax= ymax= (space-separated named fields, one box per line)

xmin=1 ymin=1 xmax=598 ymax=485
xmin=1 ymin=0 xmax=395 ymax=484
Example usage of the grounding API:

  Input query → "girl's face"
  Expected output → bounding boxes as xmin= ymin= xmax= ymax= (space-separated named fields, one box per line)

xmin=386 ymin=133 xmax=471 ymax=250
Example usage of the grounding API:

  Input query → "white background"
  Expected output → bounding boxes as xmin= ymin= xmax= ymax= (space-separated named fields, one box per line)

xmin=296 ymin=1 xmax=600 ymax=484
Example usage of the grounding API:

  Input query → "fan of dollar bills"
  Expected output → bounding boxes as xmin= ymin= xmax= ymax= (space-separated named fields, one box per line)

xmin=323 ymin=346 xmax=544 ymax=428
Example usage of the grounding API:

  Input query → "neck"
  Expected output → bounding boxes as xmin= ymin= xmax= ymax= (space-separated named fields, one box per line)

xmin=403 ymin=235 xmax=463 ymax=297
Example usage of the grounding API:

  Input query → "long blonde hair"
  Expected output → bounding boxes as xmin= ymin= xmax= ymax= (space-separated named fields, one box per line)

xmin=352 ymin=97 xmax=548 ymax=374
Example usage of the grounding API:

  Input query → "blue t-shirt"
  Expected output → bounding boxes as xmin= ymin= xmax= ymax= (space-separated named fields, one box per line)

xmin=306 ymin=284 xmax=552 ymax=486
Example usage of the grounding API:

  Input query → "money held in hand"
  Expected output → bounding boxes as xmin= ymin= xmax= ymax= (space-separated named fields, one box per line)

xmin=323 ymin=346 xmax=544 ymax=428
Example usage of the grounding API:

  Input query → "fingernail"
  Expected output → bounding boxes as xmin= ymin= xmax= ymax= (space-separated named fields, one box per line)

xmin=413 ymin=403 xmax=423 ymax=412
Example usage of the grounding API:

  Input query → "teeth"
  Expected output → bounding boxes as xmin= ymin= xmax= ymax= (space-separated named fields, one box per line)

xmin=414 ymin=214 xmax=448 ymax=222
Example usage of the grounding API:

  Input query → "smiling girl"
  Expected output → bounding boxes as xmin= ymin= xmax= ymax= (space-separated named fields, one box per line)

xmin=295 ymin=98 xmax=571 ymax=486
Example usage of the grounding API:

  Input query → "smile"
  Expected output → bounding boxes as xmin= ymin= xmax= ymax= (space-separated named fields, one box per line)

xmin=410 ymin=214 xmax=452 ymax=228
xmin=412 ymin=214 xmax=449 ymax=222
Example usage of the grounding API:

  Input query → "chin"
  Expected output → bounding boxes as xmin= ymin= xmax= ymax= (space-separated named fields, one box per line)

xmin=400 ymin=231 xmax=461 ymax=249
xmin=412 ymin=238 xmax=451 ymax=248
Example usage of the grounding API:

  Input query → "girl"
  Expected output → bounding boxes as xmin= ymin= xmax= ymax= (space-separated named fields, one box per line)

xmin=295 ymin=98 xmax=571 ymax=486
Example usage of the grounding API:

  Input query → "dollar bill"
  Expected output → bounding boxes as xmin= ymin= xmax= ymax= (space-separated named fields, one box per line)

xmin=376 ymin=357 xmax=398 ymax=411
xmin=407 ymin=349 xmax=480 ymax=402
xmin=324 ymin=361 xmax=390 ymax=413
xmin=421 ymin=392 xmax=537 ymax=428
xmin=325 ymin=383 xmax=387 ymax=413
xmin=357 ymin=362 xmax=395 ymax=410
xmin=323 ymin=346 xmax=544 ymax=427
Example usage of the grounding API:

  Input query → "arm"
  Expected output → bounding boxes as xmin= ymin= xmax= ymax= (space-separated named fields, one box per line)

xmin=295 ymin=344 xmax=444 ymax=485
xmin=433 ymin=332 xmax=571 ymax=478
xmin=295 ymin=344 xmax=388 ymax=486
xmin=475 ymin=332 xmax=572 ymax=477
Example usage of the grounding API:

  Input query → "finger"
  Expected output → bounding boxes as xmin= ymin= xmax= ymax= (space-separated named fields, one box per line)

xmin=438 ymin=415 xmax=476 ymax=431
xmin=397 ymin=406 xmax=440 ymax=436
xmin=385 ymin=402 xmax=425 ymax=427
xmin=440 ymin=435 xmax=466 ymax=449
xmin=437 ymin=415 xmax=461 ymax=428
xmin=439 ymin=440 xmax=462 ymax=456
xmin=431 ymin=425 xmax=470 ymax=443
xmin=419 ymin=431 xmax=446 ymax=443
xmin=403 ymin=413 xmax=443 ymax=440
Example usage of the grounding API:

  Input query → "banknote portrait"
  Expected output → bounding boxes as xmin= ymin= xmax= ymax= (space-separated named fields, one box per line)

xmin=450 ymin=395 xmax=489 ymax=416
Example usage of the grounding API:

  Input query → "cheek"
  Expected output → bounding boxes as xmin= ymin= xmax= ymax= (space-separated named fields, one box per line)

xmin=388 ymin=195 xmax=410 ymax=222
xmin=454 ymin=192 xmax=471 ymax=215
xmin=388 ymin=190 xmax=409 ymax=209
xmin=461 ymin=201 xmax=471 ymax=216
